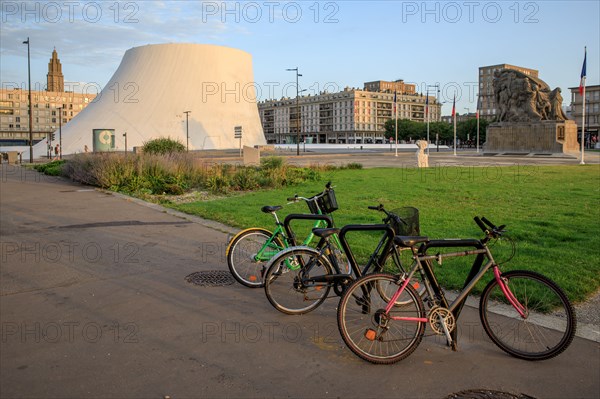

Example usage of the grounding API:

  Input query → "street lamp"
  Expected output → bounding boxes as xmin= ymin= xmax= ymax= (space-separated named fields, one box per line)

xmin=23 ymin=37 xmax=33 ymax=162
xmin=476 ymin=93 xmax=480 ymax=153
xmin=183 ymin=111 xmax=191 ymax=152
xmin=286 ymin=67 xmax=302 ymax=156
xmin=57 ymin=107 xmax=62 ymax=160
xmin=426 ymin=84 xmax=440 ymax=155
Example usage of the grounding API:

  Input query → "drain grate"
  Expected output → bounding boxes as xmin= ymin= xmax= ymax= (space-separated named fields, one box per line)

xmin=185 ymin=270 xmax=235 ymax=287
xmin=446 ymin=390 xmax=536 ymax=399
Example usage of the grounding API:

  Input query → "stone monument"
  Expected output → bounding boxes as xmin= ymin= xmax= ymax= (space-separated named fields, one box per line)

xmin=484 ymin=69 xmax=578 ymax=155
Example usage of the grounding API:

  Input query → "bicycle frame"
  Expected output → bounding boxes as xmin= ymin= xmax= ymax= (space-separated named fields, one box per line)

xmin=382 ymin=239 xmax=527 ymax=345
xmin=250 ymin=213 xmax=334 ymax=263
xmin=300 ymin=224 xmax=398 ymax=284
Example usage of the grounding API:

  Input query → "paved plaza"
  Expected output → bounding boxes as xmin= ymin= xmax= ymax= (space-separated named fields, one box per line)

xmin=0 ymin=154 xmax=599 ymax=398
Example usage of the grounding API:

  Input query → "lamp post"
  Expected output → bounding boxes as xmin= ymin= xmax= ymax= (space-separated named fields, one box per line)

xmin=426 ymin=84 xmax=440 ymax=155
xmin=286 ymin=67 xmax=302 ymax=156
xmin=57 ymin=107 xmax=62 ymax=159
xmin=475 ymin=97 xmax=480 ymax=153
xmin=23 ymin=37 xmax=33 ymax=162
xmin=123 ymin=132 xmax=127 ymax=155
xmin=183 ymin=111 xmax=191 ymax=152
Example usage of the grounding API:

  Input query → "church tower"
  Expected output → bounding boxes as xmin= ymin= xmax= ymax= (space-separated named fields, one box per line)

xmin=47 ymin=48 xmax=64 ymax=92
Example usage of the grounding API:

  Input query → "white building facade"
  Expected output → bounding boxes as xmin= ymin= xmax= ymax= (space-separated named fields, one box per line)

xmin=259 ymin=85 xmax=441 ymax=144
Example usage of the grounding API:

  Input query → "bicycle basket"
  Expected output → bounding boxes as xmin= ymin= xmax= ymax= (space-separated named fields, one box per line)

xmin=306 ymin=189 xmax=339 ymax=214
xmin=389 ymin=207 xmax=420 ymax=236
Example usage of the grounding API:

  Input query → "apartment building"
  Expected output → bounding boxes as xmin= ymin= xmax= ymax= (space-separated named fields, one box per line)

xmin=0 ymin=49 xmax=96 ymax=145
xmin=258 ymin=81 xmax=440 ymax=144
xmin=569 ymin=85 xmax=600 ymax=145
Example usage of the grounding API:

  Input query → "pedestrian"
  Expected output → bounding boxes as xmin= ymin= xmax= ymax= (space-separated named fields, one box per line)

xmin=54 ymin=144 xmax=60 ymax=160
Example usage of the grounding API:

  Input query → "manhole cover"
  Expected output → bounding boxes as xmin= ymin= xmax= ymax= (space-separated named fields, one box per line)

xmin=185 ymin=271 xmax=235 ymax=287
xmin=446 ymin=390 xmax=536 ymax=399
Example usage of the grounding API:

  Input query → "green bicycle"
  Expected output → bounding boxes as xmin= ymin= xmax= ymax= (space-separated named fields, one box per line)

xmin=226 ymin=182 xmax=347 ymax=288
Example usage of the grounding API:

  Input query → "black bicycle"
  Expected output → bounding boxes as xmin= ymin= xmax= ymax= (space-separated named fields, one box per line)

xmin=263 ymin=205 xmax=426 ymax=315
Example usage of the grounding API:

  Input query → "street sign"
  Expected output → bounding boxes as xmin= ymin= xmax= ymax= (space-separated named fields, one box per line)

xmin=234 ymin=126 xmax=242 ymax=139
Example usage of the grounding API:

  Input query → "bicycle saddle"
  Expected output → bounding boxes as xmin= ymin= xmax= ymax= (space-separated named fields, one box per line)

xmin=394 ymin=236 xmax=429 ymax=247
xmin=312 ymin=228 xmax=340 ymax=238
xmin=261 ymin=205 xmax=283 ymax=213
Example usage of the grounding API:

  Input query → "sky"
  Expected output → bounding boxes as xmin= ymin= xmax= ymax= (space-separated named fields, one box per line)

xmin=1 ymin=0 xmax=599 ymax=116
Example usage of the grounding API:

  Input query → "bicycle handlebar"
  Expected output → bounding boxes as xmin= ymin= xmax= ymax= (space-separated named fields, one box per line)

xmin=288 ymin=182 xmax=334 ymax=204
xmin=474 ymin=217 xmax=487 ymax=232
xmin=481 ymin=217 xmax=496 ymax=229
xmin=474 ymin=216 xmax=506 ymax=239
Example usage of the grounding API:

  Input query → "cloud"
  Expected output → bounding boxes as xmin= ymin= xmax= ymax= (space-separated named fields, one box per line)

xmin=0 ymin=1 xmax=235 ymax=85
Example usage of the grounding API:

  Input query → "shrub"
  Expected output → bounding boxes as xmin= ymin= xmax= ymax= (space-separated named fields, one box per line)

xmin=346 ymin=162 xmax=363 ymax=169
xmin=232 ymin=167 xmax=261 ymax=191
xmin=260 ymin=156 xmax=285 ymax=169
xmin=34 ymin=160 xmax=66 ymax=176
xmin=61 ymin=152 xmax=323 ymax=197
xmin=142 ymin=137 xmax=186 ymax=155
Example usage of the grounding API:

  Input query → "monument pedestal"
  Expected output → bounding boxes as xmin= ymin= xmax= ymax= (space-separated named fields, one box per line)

xmin=484 ymin=120 xmax=578 ymax=155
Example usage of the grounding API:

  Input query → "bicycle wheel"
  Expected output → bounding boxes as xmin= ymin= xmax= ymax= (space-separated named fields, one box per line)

xmin=226 ymin=228 xmax=285 ymax=288
xmin=479 ymin=270 xmax=576 ymax=361
xmin=264 ymin=247 xmax=333 ymax=315
xmin=337 ymin=273 xmax=425 ymax=364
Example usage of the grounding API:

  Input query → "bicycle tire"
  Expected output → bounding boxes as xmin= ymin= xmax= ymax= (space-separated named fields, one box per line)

xmin=264 ymin=246 xmax=333 ymax=315
xmin=337 ymin=273 xmax=425 ymax=364
xmin=479 ymin=270 xmax=576 ymax=361
xmin=226 ymin=228 xmax=285 ymax=288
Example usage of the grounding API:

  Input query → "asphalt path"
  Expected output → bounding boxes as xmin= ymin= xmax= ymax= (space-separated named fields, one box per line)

xmin=1 ymin=164 xmax=599 ymax=399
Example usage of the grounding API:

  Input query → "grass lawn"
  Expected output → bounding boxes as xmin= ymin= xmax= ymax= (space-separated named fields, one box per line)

xmin=170 ymin=164 xmax=600 ymax=304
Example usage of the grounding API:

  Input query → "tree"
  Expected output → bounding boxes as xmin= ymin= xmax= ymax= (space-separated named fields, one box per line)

xmin=456 ymin=118 xmax=489 ymax=145
xmin=384 ymin=119 xmax=427 ymax=142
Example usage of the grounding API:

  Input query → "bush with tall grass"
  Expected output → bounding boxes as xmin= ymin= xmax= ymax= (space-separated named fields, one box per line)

xmin=142 ymin=137 xmax=186 ymax=155
xmin=33 ymin=159 xmax=66 ymax=176
xmin=58 ymin=153 xmax=320 ymax=196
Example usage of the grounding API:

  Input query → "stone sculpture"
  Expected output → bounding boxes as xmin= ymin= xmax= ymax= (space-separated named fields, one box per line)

xmin=493 ymin=70 xmax=568 ymax=122
xmin=416 ymin=140 xmax=428 ymax=168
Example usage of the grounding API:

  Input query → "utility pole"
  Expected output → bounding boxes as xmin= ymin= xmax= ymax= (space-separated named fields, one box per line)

xmin=287 ymin=68 xmax=302 ymax=155
xmin=58 ymin=107 xmax=62 ymax=159
xmin=23 ymin=38 xmax=33 ymax=162
xmin=184 ymin=111 xmax=191 ymax=152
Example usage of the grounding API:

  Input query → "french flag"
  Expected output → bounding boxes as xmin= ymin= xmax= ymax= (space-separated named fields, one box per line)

xmin=451 ymin=95 xmax=456 ymax=117
xmin=579 ymin=47 xmax=587 ymax=96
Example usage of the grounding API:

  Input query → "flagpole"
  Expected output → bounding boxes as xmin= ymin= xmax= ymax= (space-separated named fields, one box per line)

xmin=580 ymin=46 xmax=587 ymax=165
xmin=476 ymin=109 xmax=480 ymax=153
xmin=453 ymin=114 xmax=457 ymax=156
xmin=580 ymin=83 xmax=586 ymax=165
xmin=426 ymin=89 xmax=430 ymax=156
xmin=452 ymin=95 xmax=457 ymax=156
xmin=394 ymin=90 xmax=398 ymax=157
xmin=476 ymin=92 xmax=480 ymax=153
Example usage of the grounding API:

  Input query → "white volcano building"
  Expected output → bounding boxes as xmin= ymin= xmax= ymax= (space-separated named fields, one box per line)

xmin=34 ymin=43 xmax=265 ymax=156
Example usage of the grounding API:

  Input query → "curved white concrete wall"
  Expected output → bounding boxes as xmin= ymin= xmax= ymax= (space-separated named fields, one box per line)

xmin=34 ymin=43 xmax=265 ymax=156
